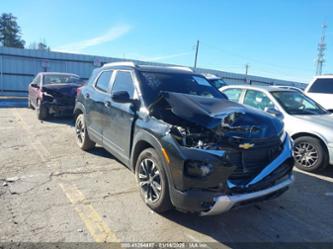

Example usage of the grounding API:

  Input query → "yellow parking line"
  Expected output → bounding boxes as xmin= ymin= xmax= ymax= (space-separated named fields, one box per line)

xmin=12 ymin=109 xmax=50 ymax=162
xmin=59 ymin=183 xmax=119 ymax=242
xmin=13 ymin=109 xmax=119 ymax=242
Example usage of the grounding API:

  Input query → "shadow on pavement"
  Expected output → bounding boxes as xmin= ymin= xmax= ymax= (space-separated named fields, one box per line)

xmin=42 ymin=116 xmax=74 ymax=126
xmin=162 ymin=170 xmax=333 ymax=246
xmin=317 ymin=167 xmax=333 ymax=178
xmin=87 ymin=146 xmax=117 ymax=160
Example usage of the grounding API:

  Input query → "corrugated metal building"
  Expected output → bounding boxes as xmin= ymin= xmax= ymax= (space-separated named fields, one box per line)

xmin=0 ymin=47 xmax=306 ymax=96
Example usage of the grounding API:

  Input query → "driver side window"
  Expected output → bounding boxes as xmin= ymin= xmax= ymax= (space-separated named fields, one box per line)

xmin=244 ymin=90 xmax=275 ymax=111
xmin=111 ymin=71 xmax=135 ymax=98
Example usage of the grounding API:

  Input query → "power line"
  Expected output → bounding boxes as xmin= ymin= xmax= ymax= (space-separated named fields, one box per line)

xmin=200 ymin=41 xmax=313 ymax=73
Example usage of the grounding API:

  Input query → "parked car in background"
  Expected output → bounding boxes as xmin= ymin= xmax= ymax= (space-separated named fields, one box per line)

xmin=305 ymin=75 xmax=333 ymax=112
xmin=202 ymin=73 xmax=228 ymax=89
xmin=273 ymin=85 xmax=304 ymax=93
xmin=221 ymin=85 xmax=333 ymax=172
xmin=74 ymin=62 xmax=294 ymax=215
xmin=28 ymin=72 xmax=82 ymax=120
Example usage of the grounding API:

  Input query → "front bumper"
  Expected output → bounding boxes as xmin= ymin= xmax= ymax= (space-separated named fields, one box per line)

xmin=42 ymin=102 xmax=74 ymax=116
xmin=201 ymin=175 xmax=294 ymax=215
xmin=167 ymin=136 xmax=294 ymax=215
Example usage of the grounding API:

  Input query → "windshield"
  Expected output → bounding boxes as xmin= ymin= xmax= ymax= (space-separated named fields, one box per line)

xmin=138 ymin=71 xmax=226 ymax=106
xmin=271 ymin=91 xmax=327 ymax=115
xmin=43 ymin=75 xmax=80 ymax=85
xmin=208 ymin=79 xmax=227 ymax=89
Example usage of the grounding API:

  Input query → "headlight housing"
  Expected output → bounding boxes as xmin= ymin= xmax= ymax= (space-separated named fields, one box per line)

xmin=184 ymin=160 xmax=213 ymax=178
xmin=42 ymin=92 xmax=54 ymax=101
xmin=280 ymin=130 xmax=287 ymax=143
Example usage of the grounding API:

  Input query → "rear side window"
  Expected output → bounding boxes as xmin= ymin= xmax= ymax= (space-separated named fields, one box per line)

xmin=87 ymin=68 xmax=100 ymax=86
xmin=32 ymin=75 xmax=41 ymax=86
xmin=309 ymin=78 xmax=333 ymax=94
xmin=223 ymin=88 xmax=242 ymax=102
xmin=95 ymin=71 xmax=113 ymax=92
xmin=111 ymin=71 xmax=135 ymax=98
xmin=243 ymin=90 xmax=275 ymax=111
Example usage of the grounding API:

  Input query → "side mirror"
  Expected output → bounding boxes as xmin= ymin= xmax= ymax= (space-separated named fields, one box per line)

xmin=30 ymin=83 xmax=39 ymax=88
xmin=264 ymin=107 xmax=283 ymax=119
xmin=111 ymin=91 xmax=132 ymax=103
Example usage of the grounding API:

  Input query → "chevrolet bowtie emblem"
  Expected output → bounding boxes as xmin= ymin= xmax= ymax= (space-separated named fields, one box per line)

xmin=239 ymin=143 xmax=255 ymax=149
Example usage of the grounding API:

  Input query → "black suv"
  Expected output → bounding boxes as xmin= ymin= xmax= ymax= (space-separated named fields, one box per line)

xmin=74 ymin=62 xmax=294 ymax=215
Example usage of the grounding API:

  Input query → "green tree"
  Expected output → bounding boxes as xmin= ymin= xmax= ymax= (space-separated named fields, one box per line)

xmin=29 ymin=39 xmax=50 ymax=51
xmin=0 ymin=13 xmax=25 ymax=48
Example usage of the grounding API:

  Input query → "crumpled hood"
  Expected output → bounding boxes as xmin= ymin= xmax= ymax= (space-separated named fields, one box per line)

xmin=42 ymin=83 xmax=81 ymax=97
xmin=160 ymin=92 xmax=283 ymax=138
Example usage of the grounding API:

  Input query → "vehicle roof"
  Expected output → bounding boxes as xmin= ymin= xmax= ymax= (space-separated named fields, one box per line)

xmin=312 ymin=74 xmax=333 ymax=79
xmin=221 ymin=84 xmax=296 ymax=93
xmin=38 ymin=72 xmax=80 ymax=77
xmin=202 ymin=73 xmax=221 ymax=80
xmin=101 ymin=61 xmax=195 ymax=74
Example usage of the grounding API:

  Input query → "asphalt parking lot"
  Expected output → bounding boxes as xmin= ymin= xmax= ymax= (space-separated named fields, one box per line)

xmin=1 ymin=105 xmax=333 ymax=247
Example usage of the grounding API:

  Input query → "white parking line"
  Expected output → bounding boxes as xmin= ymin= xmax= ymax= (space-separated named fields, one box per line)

xmin=294 ymin=168 xmax=333 ymax=183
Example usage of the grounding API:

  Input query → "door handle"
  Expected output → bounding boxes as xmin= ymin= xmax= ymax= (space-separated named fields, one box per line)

xmin=85 ymin=93 xmax=90 ymax=99
xmin=104 ymin=101 xmax=111 ymax=108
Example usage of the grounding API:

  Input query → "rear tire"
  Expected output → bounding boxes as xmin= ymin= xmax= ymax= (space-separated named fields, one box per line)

xmin=294 ymin=136 xmax=328 ymax=172
xmin=27 ymin=96 xmax=33 ymax=109
xmin=36 ymin=100 xmax=48 ymax=120
xmin=135 ymin=148 xmax=172 ymax=213
xmin=75 ymin=114 xmax=95 ymax=151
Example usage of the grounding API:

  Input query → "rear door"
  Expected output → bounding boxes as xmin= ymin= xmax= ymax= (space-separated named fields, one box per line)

xmin=242 ymin=90 xmax=275 ymax=111
xmin=85 ymin=70 xmax=113 ymax=143
xmin=221 ymin=88 xmax=244 ymax=103
xmin=102 ymin=70 xmax=137 ymax=164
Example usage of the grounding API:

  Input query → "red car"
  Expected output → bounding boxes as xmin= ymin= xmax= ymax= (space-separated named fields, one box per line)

xmin=28 ymin=72 xmax=82 ymax=120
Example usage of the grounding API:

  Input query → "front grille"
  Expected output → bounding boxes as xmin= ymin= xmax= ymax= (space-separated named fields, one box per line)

xmin=230 ymin=159 xmax=293 ymax=194
xmin=227 ymin=136 xmax=283 ymax=184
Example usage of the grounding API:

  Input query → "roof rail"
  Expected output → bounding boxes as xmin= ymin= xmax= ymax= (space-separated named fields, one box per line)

xmin=102 ymin=61 xmax=137 ymax=68
xmin=167 ymin=66 xmax=193 ymax=72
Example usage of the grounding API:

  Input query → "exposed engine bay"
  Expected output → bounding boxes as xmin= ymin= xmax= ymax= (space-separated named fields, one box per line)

xmin=170 ymin=125 xmax=227 ymax=149
xmin=148 ymin=91 xmax=283 ymax=150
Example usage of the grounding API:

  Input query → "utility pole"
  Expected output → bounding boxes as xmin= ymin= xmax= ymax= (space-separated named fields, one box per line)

xmin=245 ymin=63 xmax=250 ymax=84
xmin=193 ymin=40 xmax=200 ymax=71
xmin=316 ymin=24 xmax=327 ymax=75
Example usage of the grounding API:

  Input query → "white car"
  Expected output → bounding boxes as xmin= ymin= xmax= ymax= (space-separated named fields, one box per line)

xmin=221 ymin=85 xmax=333 ymax=172
xmin=305 ymin=75 xmax=333 ymax=112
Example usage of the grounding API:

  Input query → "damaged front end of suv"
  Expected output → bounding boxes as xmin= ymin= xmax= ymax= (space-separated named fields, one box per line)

xmin=75 ymin=63 xmax=294 ymax=215
xmin=144 ymin=91 xmax=294 ymax=215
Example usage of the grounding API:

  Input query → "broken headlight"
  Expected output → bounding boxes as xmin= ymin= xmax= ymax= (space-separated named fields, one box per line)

xmin=184 ymin=160 xmax=213 ymax=178
xmin=43 ymin=92 xmax=54 ymax=101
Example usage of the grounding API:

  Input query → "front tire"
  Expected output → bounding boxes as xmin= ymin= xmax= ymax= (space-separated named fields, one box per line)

xmin=135 ymin=148 xmax=172 ymax=213
xmin=294 ymin=136 xmax=328 ymax=172
xmin=36 ymin=99 xmax=48 ymax=120
xmin=75 ymin=114 xmax=95 ymax=151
